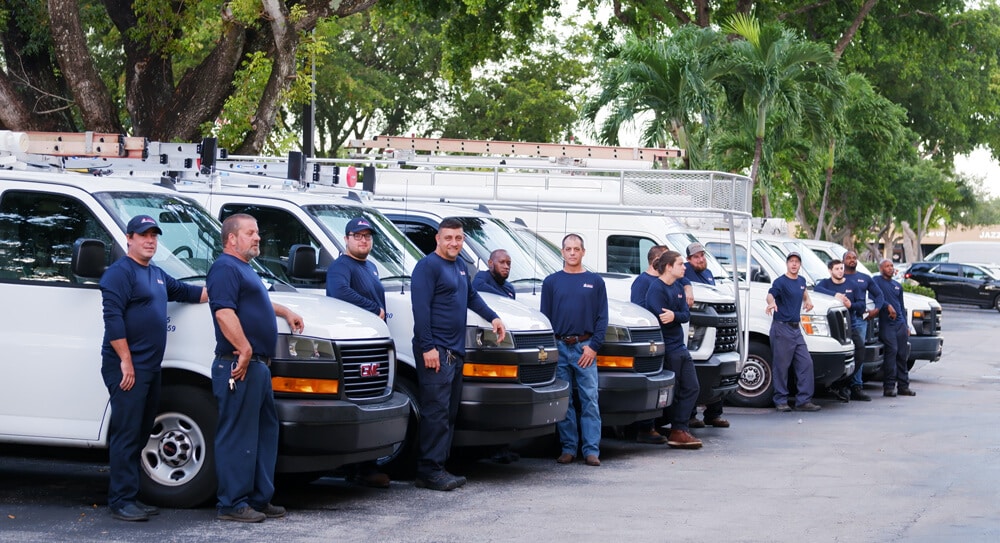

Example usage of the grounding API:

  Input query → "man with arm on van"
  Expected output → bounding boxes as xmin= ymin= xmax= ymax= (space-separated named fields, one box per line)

xmin=543 ymin=234 xmax=609 ymax=466
xmin=873 ymin=259 xmax=915 ymax=398
xmin=842 ymin=250 xmax=885 ymax=402
xmin=765 ymin=252 xmax=822 ymax=412
xmin=208 ymin=213 xmax=304 ymax=522
xmin=683 ymin=242 xmax=730 ymax=429
xmin=326 ymin=216 xmax=391 ymax=488
xmin=814 ymin=259 xmax=858 ymax=403
xmin=646 ymin=250 xmax=702 ymax=449
xmin=473 ymin=249 xmax=516 ymax=299
xmin=100 ymin=215 xmax=207 ymax=521
xmin=411 ymin=218 xmax=506 ymax=491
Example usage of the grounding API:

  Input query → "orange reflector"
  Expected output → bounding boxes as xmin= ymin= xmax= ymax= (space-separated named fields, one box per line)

xmin=463 ymin=364 xmax=518 ymax=379
xmin=272 ymin=377 xmax=339 ymax=394
xmin=800 ymin=316 xmax=814 ymax=335
xmin=596 ymin=356 xmax=634 ymax=368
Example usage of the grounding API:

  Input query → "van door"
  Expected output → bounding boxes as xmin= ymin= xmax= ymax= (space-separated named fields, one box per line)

xmin=0 ymin=188 xmax=117 ymax=441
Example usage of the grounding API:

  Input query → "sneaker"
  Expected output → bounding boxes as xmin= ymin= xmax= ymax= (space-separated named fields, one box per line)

xmin=584 ymin=454 xmax=601 ymax=466
xmin=884 ymin=388 xmax=897 ymax=397
xmin=556 ymin=452 xmax=575 ymax=464
xmin=850 ymin=385 xmax=872 ymax=402
xmin=254 ymin=503 xmax=286 ymax=518
xmin=414 ymin=472 xmax=461 ymax=491
xmin=355 ymin=471 xmax=391 ymax=489
xmin=135 ymin=500 xmax=159 ymax=516
xmin=687 ymin=417 xmax=706 ymax=429
xmin=637 ymin=429 xmax=668 ymax=444
xmin=110 ymin=502 xmax=149 ymax=522
xmin=218 ymin=505 xmax=266 ymax=523
xmin=667 ymin=429 xmax=703 ymax=449
xmin=795 ymin=402 xmax=822 ymax=412
xmin=706 ymin=417 xmax=730 ymax=428
xmin=775 ymin=404 xmax=792 ymax=413
xmin=897 ymin=388 xmax=916 ymax=396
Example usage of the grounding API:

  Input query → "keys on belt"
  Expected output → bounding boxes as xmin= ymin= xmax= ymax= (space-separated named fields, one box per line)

xmin=557 ymin=333 xmax=592 ymax=345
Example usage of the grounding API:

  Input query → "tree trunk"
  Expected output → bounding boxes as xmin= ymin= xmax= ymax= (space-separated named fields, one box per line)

xmin=900 ymin=220 xmax=919 ymax=263
xmin=793 ymin=184 xmax=815 ymax=239
xmin=49 ymin=0 xmax=121 ymax=132
xmin=751 ymin=135 xmax=771 ymax=217
xmin=833 ymin=0 xmax=880 ymax=60
xmin=814 ymin=139 xmax=835 ymax=239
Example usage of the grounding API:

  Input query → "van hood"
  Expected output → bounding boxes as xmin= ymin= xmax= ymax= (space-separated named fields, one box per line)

xmin=470 ymin=292 xmax=553 ymax=330
xmin=269 ymin=291 xmax=390 ymax=340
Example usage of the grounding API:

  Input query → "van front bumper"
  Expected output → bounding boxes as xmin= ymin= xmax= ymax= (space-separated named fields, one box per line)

xmin=454 ymin=380 xmax=570 ymax=447
xmin=598 ymin=370 xmax=676 ymax=426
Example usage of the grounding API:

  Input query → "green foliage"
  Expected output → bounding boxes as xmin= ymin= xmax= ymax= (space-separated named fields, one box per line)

xmin=903 ymin=282 xmax=936 ymax=298
xmin=201 ymin=51 xmax=272 ymax=149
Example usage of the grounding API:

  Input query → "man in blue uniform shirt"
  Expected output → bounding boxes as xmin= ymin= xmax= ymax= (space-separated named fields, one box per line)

xmin=873 ymin=259 xmax=915 ymax=397
xmin=646 ymin=250 xmax=702 ymax=449
xmin=411 ymin=218 xmax=506 ymax=491
xmin=843 ymin=251 xmax=885 ymax=401
xmin=814 ymin=259 xmax=858 ymax=402
xmin=543 ymin=234 xmax=609 ymax=466
xmin=472 ymin=249 xmax=515 ymax=299
xmin=683 ymin=242 xmax=730 ymax=429
xmin=765 ymin=252 xmax=821 ymax=412
xmin=100 ymin=215 xmax=207 ymax=521
xmin=629 ymin=245 xmax=670 ymax=445
xmin=207 ymin=213 xmax=304 ymax=522
xmin=326 ymin=216 xmax=390 ymax=488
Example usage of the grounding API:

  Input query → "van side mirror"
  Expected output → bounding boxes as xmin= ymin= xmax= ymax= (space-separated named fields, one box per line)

xmin=750 ymin=264 xmax=770 ymax=283
xmin=288 ymin=244 xmax=320 ymax=280
xmin=72 ymin=239 xmax=107 ymax=279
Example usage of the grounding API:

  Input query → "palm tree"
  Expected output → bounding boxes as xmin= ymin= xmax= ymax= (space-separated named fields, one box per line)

xmin=715 ymin=14 xmax=842 ymax=217
xmin=583 ymin=25 xmax=725 ymax=169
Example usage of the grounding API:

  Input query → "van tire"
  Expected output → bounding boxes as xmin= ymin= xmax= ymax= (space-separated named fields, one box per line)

xmin=378 ymin=377 xmax=420 ymax=478
xmin=138 ymin=385 xmax=218 ymax=508
xmin=727 ymin=340 xmax=774 ymax=408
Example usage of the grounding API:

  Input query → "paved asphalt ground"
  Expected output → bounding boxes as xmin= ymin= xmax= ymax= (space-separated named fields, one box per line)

xmin=1 ymin=305 xmax=998 ymax=543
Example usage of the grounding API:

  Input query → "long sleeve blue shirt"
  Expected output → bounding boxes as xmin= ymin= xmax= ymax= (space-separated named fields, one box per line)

xmin=630 ymin=272 xmax=658 ymax=305
xmin=207 ymin=253 xmax=278 ymax=357
xmin=814 ymin=278 xmax=857 ymax=324
xmin=645 ymin=278 xmax=690 ymax=352
xmin=100 ymin=256 xmax=203 ymax=371
xmin=540 ymin=270 xmax=609 ymax=352
xmin=683 ymin=263 xmax=716 ymax=285
xmin=326 ymin=254 xmax=386 ymax=316
xmin=844 ymin=271 xmax=885 ymax=321
xmin=872 ymin=275 xmax=907 ymax=328
xmin=472 ymin=270 xmax=516 ymax=299
xmin=411 ymin=252 xmax=499 ymax=356
xmin=768 ymin=275 xmax=807 ymax=323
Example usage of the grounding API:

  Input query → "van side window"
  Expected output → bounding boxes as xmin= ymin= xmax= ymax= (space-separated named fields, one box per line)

xmin=607 ymin=235 xmax=655 ymax=274
xmin=219 ymin=204 xmax=320 ymax=279
xmin=935 ymin=263 xmax=960 ymax=277
xmin=394 ymin=221 xmax=438 ymax=255
xmin=0 ymin=190 xmax=114 ymax=283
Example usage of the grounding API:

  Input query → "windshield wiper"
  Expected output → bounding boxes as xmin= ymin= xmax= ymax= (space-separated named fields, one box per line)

xmin=380 ymin=274 xmax=411 ymax=281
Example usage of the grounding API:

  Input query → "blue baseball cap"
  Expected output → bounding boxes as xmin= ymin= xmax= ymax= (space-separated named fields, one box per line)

xmin=126 ymin=215 xmax=162 ymax=235
xmin=345 ymin=217 xmax=375 ymax=236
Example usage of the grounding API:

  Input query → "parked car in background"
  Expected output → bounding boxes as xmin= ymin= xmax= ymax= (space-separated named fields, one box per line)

xmin=923 ymin=242 xmax=1000 ymax=265
xmin=904 ymin=262 xmax=1000 ymax=312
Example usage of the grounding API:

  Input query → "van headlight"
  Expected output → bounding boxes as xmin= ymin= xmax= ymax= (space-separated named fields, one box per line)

xmin=604 ymin=325 xmax=631 ymax=343
xmin=800 ymin=315 xmax=830 ymax=337
xmin=468 ymin=327 xmax=515 ymax=349
xmin=276 ymin=335 xmax=336 ymax=361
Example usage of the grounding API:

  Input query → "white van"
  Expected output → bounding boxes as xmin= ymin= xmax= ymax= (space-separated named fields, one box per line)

xmin=798 ymin=238 xmax=943 ymax=372
xmin=177 ymin=184 xmax=571 ymax=470
xmin=691 ymin=231 xmax=856 ymax=407
xmin=924 ymin=241 xmax=1000 ymax=265
xmin=0 ymin=170 xmax=409 ymax=507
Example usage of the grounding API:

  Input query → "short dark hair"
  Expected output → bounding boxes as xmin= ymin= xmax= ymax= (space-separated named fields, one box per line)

xmin=222 ymin=213 xmax=255 ymax=245
xmin=438 ymin=217 xmax=463 ymax=231
xmin=652 ymin=250 xmax=682 ymax=274
xmin=561 ymin=233 xmax=584 ymax=249
xmin=828 ymin=258 xmax=844 ymax=270
xmin=489 ymin=249 xmax=509 ymax=261
xmin=646 ymin=244 xmax=669 ymax=265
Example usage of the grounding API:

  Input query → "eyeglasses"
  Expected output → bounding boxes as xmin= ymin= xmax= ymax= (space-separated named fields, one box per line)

xmin=349 ymin=232 xmax=373 ymax=241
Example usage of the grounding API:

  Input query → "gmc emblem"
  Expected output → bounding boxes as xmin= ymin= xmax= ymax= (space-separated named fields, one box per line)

xmin=360 ymin=363 xmax=380 ymax=377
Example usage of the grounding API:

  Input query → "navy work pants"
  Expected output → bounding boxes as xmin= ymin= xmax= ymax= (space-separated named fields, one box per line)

xmin=770 ymin=320 xmax=815 ymax=407
xmin=665 ymin=348 xmax=699 ymax=432
xmin=416 ymin=346 xmax=464 ymax=478
xmin=102 ymin=366 xmax=161 ymax=509
xmin=880 ymin=323 xmax=910 ymax=391
xmin=212 ymin=357 xmax=278 ymax=514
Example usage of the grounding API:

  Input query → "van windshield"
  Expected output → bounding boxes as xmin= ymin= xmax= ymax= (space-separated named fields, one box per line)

xmin=305 ymin=205 xmax=423 ymax=278
xmin=453 ymin=217 xmax=565 ymax=283
xmin=95 ymin=191 xmax=225 ymax=279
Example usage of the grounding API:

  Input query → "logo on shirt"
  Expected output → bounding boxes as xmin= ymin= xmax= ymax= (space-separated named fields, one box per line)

xmin=676 ymin=293 xmax=684 ymax=299
xmin=582 ymin=283 xmax=594 ymax=289
xmin=459 ymin=270 xmax=466 ymax=276
xmin=157 ymin=278 xmax=164 ymax=285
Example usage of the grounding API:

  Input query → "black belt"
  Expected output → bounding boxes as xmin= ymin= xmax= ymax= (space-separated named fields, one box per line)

xmin=557 ymin=333 xmax=592 ymax=345
xmin=217 ymin=353 xmax=271 ymax=366
xmin=779 ymin=321 xmax=800 ymax=327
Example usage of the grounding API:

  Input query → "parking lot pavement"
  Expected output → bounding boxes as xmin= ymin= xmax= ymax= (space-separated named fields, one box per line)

xmin=2 ymin=307 xmax=999 ymax=542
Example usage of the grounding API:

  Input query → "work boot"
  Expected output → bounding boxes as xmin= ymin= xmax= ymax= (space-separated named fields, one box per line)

xmin=850 ymin=385 xmax=872 ymax=402
xmin=667 ymin=429 xmax=703 ymax=449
